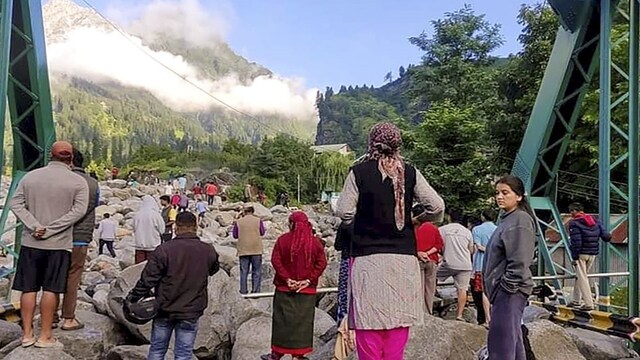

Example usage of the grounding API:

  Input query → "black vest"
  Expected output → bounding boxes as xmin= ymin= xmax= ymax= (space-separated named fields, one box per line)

xmin=351 ymin=160 xmax=417 ymax=257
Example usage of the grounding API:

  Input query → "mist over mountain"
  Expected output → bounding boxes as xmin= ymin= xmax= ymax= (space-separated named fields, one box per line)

xmin=41 ymin=0 xmax=318 ymax=165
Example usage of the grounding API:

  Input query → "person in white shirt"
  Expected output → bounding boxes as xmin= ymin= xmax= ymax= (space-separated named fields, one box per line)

xmin=164 ymin=182 xmax=173 ymax=196
xmin=437 ymin=210 xmax=474 ymax=322
xmin=98 ymin=213 xmax=118 ymax=257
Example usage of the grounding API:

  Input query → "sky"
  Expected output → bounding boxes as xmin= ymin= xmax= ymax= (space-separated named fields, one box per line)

xmin=89 ymin=0 xmax=542 ymax=90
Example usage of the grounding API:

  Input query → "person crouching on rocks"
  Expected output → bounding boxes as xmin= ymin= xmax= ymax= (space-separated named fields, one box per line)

xmin=128 ymin=212 xmax=219 ymax=360
xmin=261 ymin=211 xmax=328 ymax=360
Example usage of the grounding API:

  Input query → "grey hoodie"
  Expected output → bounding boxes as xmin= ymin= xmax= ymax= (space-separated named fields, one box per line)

xmin=483 ymin=208 xmax=536 ymax=303
xmin=133 ymin=195 xmax=165 ymax=251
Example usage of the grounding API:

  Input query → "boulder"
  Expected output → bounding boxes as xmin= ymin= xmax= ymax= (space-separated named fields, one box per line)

xmin=112 ymin=189 xmax=132 ymax=201
xmin=52 ymin=310 xmax=126 ymax=360
xmin=231 ymin=316 xmax=271 ymax=360
xmin=93 ymin=289 xmax=110 ymax=315
xmin=247 ymin=202 xmax=273 ymax=221
xmin=0 ymin=339 xmax=20 ymax=358
xmin=105 ymin=345 xmax=196 ymax=360
xmin=107 ymin=262 xmax=152 ymax=341
xmin=121 ymin=198 xmax=142 ymax=214
xmin=309 ymin=338 xmax=337 ymax=360
xmin=81 ymin=271 xmax=106 ymax=287
xmin=4 ymin=347 xmax=76 ymax=360
xmin=522 ymin=305 xmax=552 ymax=323
xmin=96 ymin=205 xmax=117 ymax=218
xmin=0 ymin=320 xmax=22 ymax=348
xmin=526 ymin=320 xmax=586 ymax=360
xmin=314 ymin=309 xmax=336 ymax=339
xmin=87 ymin=255 xmax=122 ymax=272
xmin=566 ymin=327 xmax=635 ymax=360
xmin=215 ymin=212 xmax=236 ymax=227
xmin=106 ymin=180 xmax=128 ymax=189
xmin=221 ymin=202 xmax=244 ymax=212
xmin=441 ymin=304 xmax=478 ymax=325
xmin=403 ymin=315 xmax=486 ymax=360
xmin=214 ymin=245 xmax=239 ymax=271
xmin=76 ymin=300 xmax=97 ymax=313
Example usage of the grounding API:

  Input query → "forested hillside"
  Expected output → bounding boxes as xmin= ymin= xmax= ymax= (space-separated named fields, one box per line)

xmin=42 ymin=0 xmax=317 ymax=167
xmin=315 ymin=3 xmax=621 ymax=214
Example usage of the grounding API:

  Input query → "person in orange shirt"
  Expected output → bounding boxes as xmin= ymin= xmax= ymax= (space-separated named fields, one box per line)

xmin=412 ymin=204 xmax=444 ymax=315
xmin=204 ymin=182 xmax=218 ymax=206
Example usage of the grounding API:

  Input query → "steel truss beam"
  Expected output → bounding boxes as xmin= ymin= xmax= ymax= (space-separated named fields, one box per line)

xmin=516 ymin=0 xmax=639 ymax=317
xmin=0 ymin=0 xmax=55 ymax=288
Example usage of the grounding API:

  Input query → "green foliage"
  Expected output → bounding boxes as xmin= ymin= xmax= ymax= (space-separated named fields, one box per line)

xmin=312 ymin=152 xmax=354 ymax=192
xmin=405 ymin=102 xmax=494 ymax=212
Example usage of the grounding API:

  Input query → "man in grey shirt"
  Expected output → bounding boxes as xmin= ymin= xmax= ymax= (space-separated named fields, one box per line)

xmin=437 ymin=210 xmax=474 ymax=321
xmin=10 ymin=141 xmax=89 ymax=348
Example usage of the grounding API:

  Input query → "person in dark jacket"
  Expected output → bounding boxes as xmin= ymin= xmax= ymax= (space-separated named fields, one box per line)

xmin=567 ymin=202 xmax=611 ymax=310
xmin=128 ymin=212 xmax=219 ymax=360
xmin=60 ymin=149 xmax=99 ymax=331
xmin=483 ymin=175 xmax=536 ymax=360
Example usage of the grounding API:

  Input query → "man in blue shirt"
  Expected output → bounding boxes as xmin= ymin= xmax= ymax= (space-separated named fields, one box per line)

xmin=471 ymin=209 xmax=497 ymax=327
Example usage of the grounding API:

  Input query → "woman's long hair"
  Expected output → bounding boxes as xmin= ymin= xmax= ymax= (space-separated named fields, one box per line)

xmin=495 ymin=175 xmax=536 ymax=220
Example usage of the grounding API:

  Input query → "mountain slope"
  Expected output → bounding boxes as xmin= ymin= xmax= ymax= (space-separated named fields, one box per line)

xmin=42 ymin=0 xmax=316 ymax=165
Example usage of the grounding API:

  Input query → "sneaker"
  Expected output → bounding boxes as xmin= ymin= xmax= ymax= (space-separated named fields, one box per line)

xmin=567 ymin=301 xmax=581 ymax=308
xmin=579 ymin=305 xmax=595 ymax=311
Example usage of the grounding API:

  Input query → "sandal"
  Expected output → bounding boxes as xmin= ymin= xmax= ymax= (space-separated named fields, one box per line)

xmin=21 ymin=337 xmax=36 ymax=348
xmin=34 ymin=338 xmax=63 ymax=349
xmin=61 ymin=321 xmax=84 ymax=331
xmin=455 ymin=317 xmax=465 ymax=322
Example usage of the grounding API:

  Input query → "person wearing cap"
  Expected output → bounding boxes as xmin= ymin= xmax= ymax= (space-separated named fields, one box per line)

xmin=10 ymin=141 xmax=90 ymax=348
xmin=128 ymin=212 xmax=219 ymax=360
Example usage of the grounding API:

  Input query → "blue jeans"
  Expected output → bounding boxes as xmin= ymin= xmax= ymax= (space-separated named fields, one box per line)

xmin=239 ymin=255 xmax=262 ymax=294
xmin=148 ymin=317 xmax=199 ymax=360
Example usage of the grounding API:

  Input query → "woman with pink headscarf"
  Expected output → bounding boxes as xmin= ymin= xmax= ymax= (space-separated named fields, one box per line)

xmin=261 ymin=211 xmax=328 ymax=360
xmin=336 ymin=122 xmax=445 ymax=359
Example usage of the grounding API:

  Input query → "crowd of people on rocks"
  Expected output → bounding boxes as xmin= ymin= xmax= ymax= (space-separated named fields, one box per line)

xmin=5 ymin=122 xmax=612 ymax=360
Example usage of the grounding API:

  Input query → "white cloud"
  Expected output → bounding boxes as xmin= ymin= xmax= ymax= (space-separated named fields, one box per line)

xmin=46 ymin=0 xmax=318 ymax=121
xmin=127 ymin=0 xmax=233 ymax=47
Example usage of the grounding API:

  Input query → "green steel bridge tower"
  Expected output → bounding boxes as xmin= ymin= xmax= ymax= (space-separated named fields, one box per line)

xmin=0 ymin=0 xmax=55 ymax=290
xmin=514 ymin=0 xmax=639 ymax=317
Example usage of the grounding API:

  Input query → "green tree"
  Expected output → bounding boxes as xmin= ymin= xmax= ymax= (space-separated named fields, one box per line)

xmin=405 ymin=102 xmax=494 ymax=213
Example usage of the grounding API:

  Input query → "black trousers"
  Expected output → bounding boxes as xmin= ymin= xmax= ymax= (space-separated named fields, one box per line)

xmin=472 ymin=289 xmax=487 ymax=324
xmin=99 ymin=239 xmax=116 ymax=257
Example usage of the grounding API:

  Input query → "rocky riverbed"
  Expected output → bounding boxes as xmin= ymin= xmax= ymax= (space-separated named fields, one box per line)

xmin=0 ymin=179 xmax=635 ymax=359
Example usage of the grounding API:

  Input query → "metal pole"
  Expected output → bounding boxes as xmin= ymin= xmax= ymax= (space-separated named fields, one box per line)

xmin=532 ymin=272 xmax=630 ymax=281
xmin=599 ymin=0 xmax=612 ymax=309
xmin=628 ymin=0 xmax=640 ymax=318
xmin=297 ymin=174 xmax=301 ymax=203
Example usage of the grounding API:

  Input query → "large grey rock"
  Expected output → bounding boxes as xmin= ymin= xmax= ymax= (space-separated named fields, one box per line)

xmin=81 ymin=271 xmax=106 ymax=287
xmin=566 ymin=327 xmax=635 ymax=360
xmin=522 ymin=305 xmax=552 ymax=323
xmin=106 ymin=180 xmax=127 ymax=189
xmin=4 ymin=347 xmax=76 ymax=360
xmin=107 ymin=262 xmax=152 ymax=341
xmin=92 ymin=289 xmax=110 ymax=315
xmin=53 ymin=310 xmax=127 ymax=360
xmin=105 ymin=345 xmax=196 ymax=360
xmin=527 ymin=320 xmax=586 ymax=360
xmin=231 ymin=316 xmax=271 ymax=360
xmin=247 ymin=202 xmax=273 ymax=221
xmin=214 ymin=245 xmax=239 ymax=271
xmin=314 ymin=309 xmax=336 ymax=339
xmin=309 ymin=338 xmax=337 ymax=360
xmin=0 ymin=320 xmax=21 ymax=348
xmin=403 ymin=315 xmax=486 ymax=360
xmin=95 ymin=205 xmax=117 ymax=218
xmin=215 ymin=212 xmax=236 ymax=227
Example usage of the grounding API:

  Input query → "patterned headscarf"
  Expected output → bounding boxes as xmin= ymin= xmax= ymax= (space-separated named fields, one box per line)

xmin=366 ymin=122 xmax=406 ymax=230
xmin=289 ymin=211 xmax=316 ymax=264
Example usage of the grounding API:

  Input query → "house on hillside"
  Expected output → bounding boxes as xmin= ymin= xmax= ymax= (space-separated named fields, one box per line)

xmin=310 ymin=143 xmax=352 ymax=156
